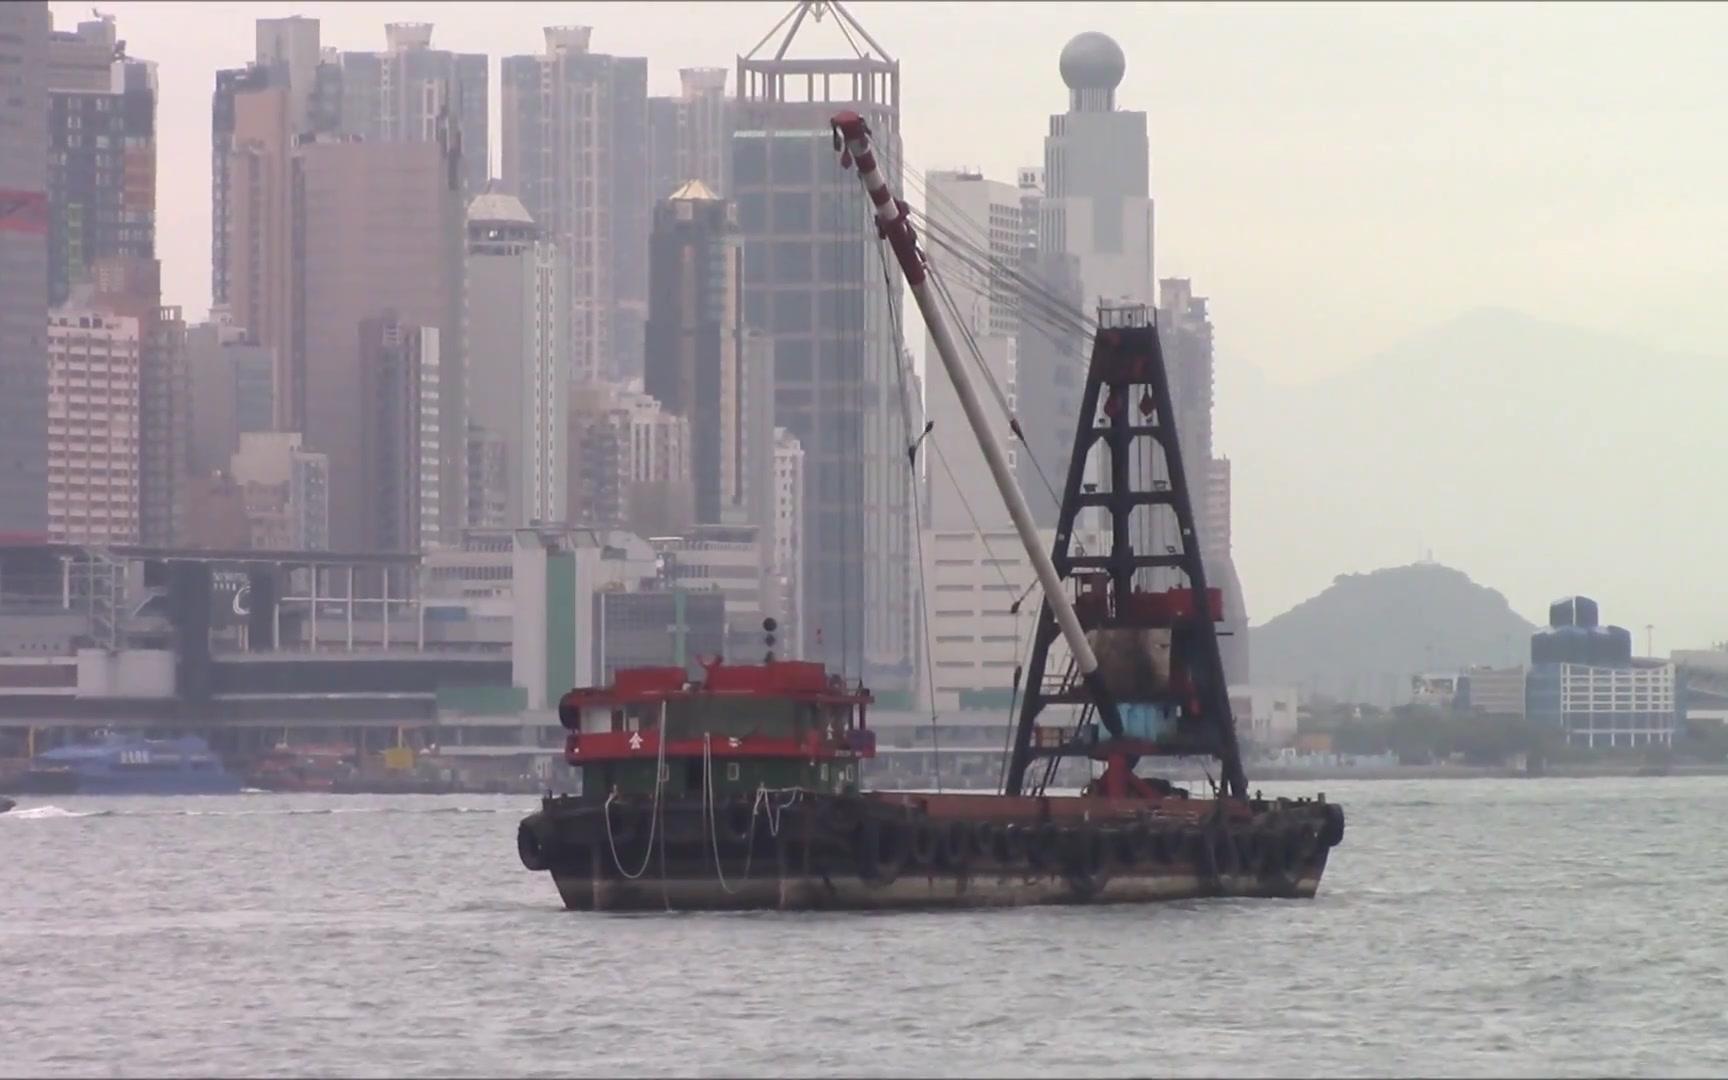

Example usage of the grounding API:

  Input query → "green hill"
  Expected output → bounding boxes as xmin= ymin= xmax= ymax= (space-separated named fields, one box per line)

xmin=1250 ymin=562 xmax=1536 ymax=706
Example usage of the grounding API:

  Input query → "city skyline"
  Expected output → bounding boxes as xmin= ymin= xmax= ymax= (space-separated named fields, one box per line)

xmin=22 ymin=0 xmax=1728 ymax=651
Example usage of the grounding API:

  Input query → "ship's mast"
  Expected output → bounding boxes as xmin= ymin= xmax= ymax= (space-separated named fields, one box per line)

xmin=830 ymin=111 xmax=1126 ymax=739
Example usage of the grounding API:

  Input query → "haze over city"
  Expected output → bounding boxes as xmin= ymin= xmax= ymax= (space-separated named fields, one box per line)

xmin=43 ymin=0 xmax=1728 ymax=647
xmin=11 ymin=6 xmax=1728 ymax=1077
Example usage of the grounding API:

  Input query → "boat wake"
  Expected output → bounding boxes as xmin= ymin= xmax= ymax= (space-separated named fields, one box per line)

xmin=2 ymin=803 xmax=528 ymax=821
xmin=4 ymin=805 xmax=111 ymax=820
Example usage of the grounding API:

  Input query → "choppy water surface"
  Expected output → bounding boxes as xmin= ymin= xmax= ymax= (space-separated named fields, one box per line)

xmin=4 ymin=777 xmax=1727 ymax=1078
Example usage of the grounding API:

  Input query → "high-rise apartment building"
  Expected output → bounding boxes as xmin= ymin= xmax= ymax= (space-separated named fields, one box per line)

xmin=45 ymin=14 xmax=156 ymax=307
xmin=336 ymin=22 xmax=488 ymax=196
xmin=502 ymin=27 xmax=648 ymax=383
xmin=566 ymin=380 xmax=693 ymax=538
xmin=224 ymin=83 xmax=296 ymax=425
xmin=46 ymin=303 xmax=140 ymax=544
xmin=230 ymin=431 xmax=329 ymax=550
xmin=356 ymin=315 xmax=442 ymax=552
xmin=0 ymin=1 xmax=51 ymax=538
xmin=80 ymin=256 xmax=185 ymax=547
xmin=186 ymin=318 xmax=273 ymax=478
xmin=254 ymin=16 xmax=324 ymax=131
xmin=466 ymin=187 xmax=568 ymax=527
xmin=465 ymin=424 xmax=509 ymax=530
xmin=647 ymin=68 xmax=731 ymax=202
xmin=734 ymin=7 xmax=915 ymax=686
xmin=212 ymin=17 xmax=340 ymax=312
xmin=296 ymin=136 xmax=466 ymax=551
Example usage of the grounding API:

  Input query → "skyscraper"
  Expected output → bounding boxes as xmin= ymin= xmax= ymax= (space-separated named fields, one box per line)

xmin=0 ymin=0 xmax=50 ymax=538
xmin=254 ymin=16 xmax=324 ymax=131
xmin=734 ymin=3 xmax=915 ymax=687
xmin=501 ymin=27 xmax=648 ymax=383
xmin=357 ymin=315 xmax=442 ymax=553
xmin=212 ymin=17 xmax=339 ymax=311
xmin=295 ymin=136 xmax=466 ymax=551
xmin=223 ymin=82 xmax=296 ymax=426
xmin=336 ymin=23 xmax=488 ymax=196
xmin=43 ymin=13 xmax=182 ymax=544
xmin=44 ymin=14 xmax=156 ymax=307
xmin=647 ymin=68 xmax=732 ymax=202
xmin=1021 ymin=32 xmax=1154 ymax=540
xmin=643 ymin=181 xmax=765 ymax=526
xmin=466 ymin=187 xmax=569 ymax=528
xmin=1040 ymin=33 xmax=1154 ymax=311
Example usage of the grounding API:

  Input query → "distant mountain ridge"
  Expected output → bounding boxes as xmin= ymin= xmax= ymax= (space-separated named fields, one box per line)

xmin=1218 ymin=306 xmax=1726 ymax=653
xmin=1249 ymin=562 xmax=1536 ymax=707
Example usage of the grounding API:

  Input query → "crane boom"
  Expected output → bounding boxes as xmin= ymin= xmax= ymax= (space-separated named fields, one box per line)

xmin=830 ymin=110 xmax=1125 ymax=739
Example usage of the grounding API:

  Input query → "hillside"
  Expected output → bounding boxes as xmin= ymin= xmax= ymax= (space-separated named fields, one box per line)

xmin=1219 ymin=307 xmax=1723 ymax=651
xmin=1249 ymin=562 xmax=1536 ymax=707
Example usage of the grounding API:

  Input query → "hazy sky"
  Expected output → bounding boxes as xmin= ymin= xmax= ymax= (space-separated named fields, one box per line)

xmin=50 ymin=1 xmax=1728 ymax=643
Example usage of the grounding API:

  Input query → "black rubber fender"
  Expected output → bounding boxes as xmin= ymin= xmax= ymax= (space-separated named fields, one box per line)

xmin=909 ymin=817 xmax=941 ymax=868
xmin=1186 ymin=828 xmax=1215 ymax=876
xmin=823 ymin=796 xmax=864 ymax=837
xmin=1027 ymin=822 xmax=1062 ymax=871
xmin=1001 ymin=823 xmax=1030 ymax=865
xmin=972 ymin=821 xmax=1000 ymax=862
xmin=517 ymin=818 xmax=549 ymax=873
xmin=1239 ymin=829 xmax=1266 ymax=874
xmin=1153 ymin=828 xmax=1180 ymax=867
xmin=1110 ymin=827 xmax=1139 ymax=869
xmin=942 ymin=819 xmax=974 ymax=869
xmin=1209 ymin=828 xmax=1239 ymax=876
xmin=857 ymin=816 xmax=908 ymax=885
xmin=1133 ymin=825 xmax=1164 ymax=866
xmin=1070 ymin=827 xmax=1108 ymax=879
xmin=1319 ymin=803 xmax=1346 ymax=848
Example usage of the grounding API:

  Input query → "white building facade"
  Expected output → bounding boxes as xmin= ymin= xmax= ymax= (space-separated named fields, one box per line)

xmin=466 ymin=189 xmax=569 ymax=528
xmin=770 ymin=427 xmax=804 ymax=660
xmin=47 ymin=306 xmax=142 ymax=544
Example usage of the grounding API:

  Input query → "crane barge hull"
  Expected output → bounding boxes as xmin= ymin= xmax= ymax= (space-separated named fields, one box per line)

xmin=520 ymin=789 xmax=1342 ymax=912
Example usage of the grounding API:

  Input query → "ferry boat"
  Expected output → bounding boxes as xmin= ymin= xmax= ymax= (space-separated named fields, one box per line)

xmin=9 ymin=733 xmax=243 ymax=796
xmin=515 ymin=109 xmax=1346 ymax=911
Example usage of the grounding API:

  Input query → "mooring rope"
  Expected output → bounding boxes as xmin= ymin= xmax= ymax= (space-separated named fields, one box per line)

xmin=602 ymin=705 xmax=668 ymax=881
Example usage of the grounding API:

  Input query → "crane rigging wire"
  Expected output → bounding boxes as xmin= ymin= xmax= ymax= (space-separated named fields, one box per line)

xmin=874 ymin=234 xmax=943 ymax=791
xmin=868 ymin=142 xmax=1084 ymax=525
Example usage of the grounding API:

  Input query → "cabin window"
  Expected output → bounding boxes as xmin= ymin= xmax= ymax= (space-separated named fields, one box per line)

xmin=726 ymin=763 xmax=740 ymax=782
xmin=844 ymin=765 xmax=854 ymax=782
xmin=820 ymin=763 xmax=829 ymax=781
